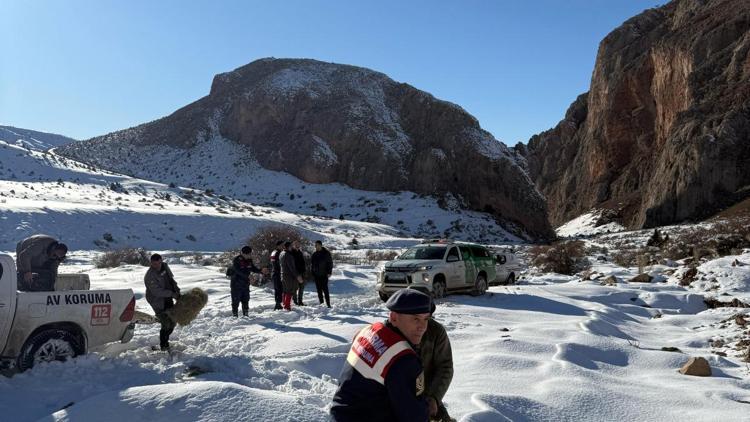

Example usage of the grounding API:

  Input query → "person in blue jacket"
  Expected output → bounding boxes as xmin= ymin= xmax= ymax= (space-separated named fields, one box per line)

xmin=330 ymin=288 xmax=431 ymax=422
xmin=230 ymin=246 xmax=267 ymax=316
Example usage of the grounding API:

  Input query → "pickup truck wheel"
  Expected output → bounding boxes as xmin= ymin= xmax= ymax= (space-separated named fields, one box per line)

xmin=17 ymin=329 xmax=82 ymax=371
xmin=506 ymin=273 xmax=516 ymax=285
xmin=378 ymin=292 xmax=390 ymax=302
xmin=432 ymin=279 xmax=447 ymax=299
xmin=472 ymin=275 xmax=488 ymax=296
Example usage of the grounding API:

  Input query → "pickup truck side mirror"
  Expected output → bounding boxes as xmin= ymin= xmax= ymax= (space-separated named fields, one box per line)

xmin=446 ymin=256 xmax=459 ymax=263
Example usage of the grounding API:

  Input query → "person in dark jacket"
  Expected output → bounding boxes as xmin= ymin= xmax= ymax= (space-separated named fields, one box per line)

xmin=270 ymin=240 xmax=284 ymax=310
xmin=280 ymin=242 xmax=303 ymax=311
xmin=331 ymin=289 xmax=431 ymax=422
xmin=310 ymin=240 xmax=333 ymax=307
xmin=291 ymin=240 xmax=307 ymax=305
xmin=230 ymin=246 xmax=267 ymax=317
xmin=144 ymin=254 xmax=180 ymax=351
xmin=15 ymin=234 xmax=68 ymax=291
xmin=418 ymin=302 xmax=455 ymax=421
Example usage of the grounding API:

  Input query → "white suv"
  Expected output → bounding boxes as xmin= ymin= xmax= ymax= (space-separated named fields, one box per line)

xmin=376 ymin=241 xmax=496 ymax=300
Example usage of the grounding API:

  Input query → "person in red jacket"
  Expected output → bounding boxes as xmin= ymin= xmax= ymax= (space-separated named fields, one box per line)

xmin=331 ymin=288 xmax=431 ymax=421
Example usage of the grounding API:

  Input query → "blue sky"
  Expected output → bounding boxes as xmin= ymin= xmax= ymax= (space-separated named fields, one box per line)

xmin=1 ymin=0 xmax=664 ymax=143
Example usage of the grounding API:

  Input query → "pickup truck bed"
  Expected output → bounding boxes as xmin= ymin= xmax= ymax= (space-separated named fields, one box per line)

xmin=0 ymin=254 xmax=135 ymax=371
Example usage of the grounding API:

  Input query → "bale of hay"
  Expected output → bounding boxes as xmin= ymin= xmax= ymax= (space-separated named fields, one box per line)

xmin=166 ymin=288 xmax=208 ymax=326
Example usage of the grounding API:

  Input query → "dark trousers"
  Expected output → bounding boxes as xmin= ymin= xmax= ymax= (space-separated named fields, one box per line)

xmin=157 ymin=300 xmax=175 ymax=348
xmin=314 ymin=274 xmax=330 ymax=307
xmin=231 ymin=288 xmax=250 ymax=316
xmin=17 ymin=270 xmax=55 ymax=291
xmin=273 ymin=276 xmax=283 ymax=308
xmin=296 ymin=280 xmax=306 ymax=305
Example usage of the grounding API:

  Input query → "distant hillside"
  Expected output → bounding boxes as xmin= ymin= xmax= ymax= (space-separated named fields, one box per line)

xmin=0 ymin=129 xmax=520 ymax=251
xmin=0 ymin=137 xmax=410 ymax=251
xmin=0 ymin=125 xmax=77 ymax=151
xmin=57 ymin=58 xmax=553 ymax=239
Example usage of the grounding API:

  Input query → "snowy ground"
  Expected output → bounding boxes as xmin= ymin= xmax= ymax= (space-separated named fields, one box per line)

xmin=2 ymin=249 xmax=750 ymax=421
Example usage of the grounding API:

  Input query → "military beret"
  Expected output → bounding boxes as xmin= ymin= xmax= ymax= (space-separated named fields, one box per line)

xmin=386 ymin=289 xmax=432 ymax=314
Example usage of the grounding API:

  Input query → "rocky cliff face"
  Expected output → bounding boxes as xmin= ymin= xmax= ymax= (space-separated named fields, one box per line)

xmin=521 ymin=0 xmax=750 ymax=229
xmin=58 ymin=58 xmax=553 ymax=238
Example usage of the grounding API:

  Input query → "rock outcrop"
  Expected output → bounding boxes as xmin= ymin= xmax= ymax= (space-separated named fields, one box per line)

xmin=679 ymin=356 xmax=712 ymax=376
xmin=59 ymin=58 xmax=553 ymax=238
xmin=520 ymin=0 xmax=750 ymax=229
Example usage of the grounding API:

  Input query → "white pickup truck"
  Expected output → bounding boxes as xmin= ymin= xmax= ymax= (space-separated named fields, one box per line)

xmin=0 ymin=254 xmax=136 ymax=371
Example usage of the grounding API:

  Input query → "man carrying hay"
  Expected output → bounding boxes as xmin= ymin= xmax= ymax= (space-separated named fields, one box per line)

xmin=144 ymin=253 xmax=180 ymax=351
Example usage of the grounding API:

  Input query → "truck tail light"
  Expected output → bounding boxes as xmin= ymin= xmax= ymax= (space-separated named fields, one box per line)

xmin=120 ymin=296 xmax=135 ymax=322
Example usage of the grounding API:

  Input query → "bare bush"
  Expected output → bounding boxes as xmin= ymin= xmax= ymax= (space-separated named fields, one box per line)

xmin=209 ymin=250 xmax=236 ymax=270
xmin=663 ymin=218 xmax=750 ymax=260
xmin=612 ymin=249 xmax=638 ymax=267
xmin=94 ymin=247 xmax=151 ymax=268
xmin=190 ymin=253 xmax=214 ymax=266
xmin=333 ymin=252 xmax=365 ymax=266
xmin=529 ymin=240 xmax=589 ymax=275
xmin=365 ymin=250 xmax=399 ymax=262
xmin=245 ymin=225 xmax=312 ymax=267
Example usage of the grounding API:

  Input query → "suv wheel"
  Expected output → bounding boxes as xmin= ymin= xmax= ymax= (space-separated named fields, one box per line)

xmin=472 ymin=275 xmax=488 ymax=296
xmin=17 ymin=329 xmax=82 ymax=371
xmin=506 ymin=273 xmax=516 ymax=285
xmin=432 ymin=279 xmax=447 ymax=299
xmin=378 ymin=292 xmax=389 ymax=302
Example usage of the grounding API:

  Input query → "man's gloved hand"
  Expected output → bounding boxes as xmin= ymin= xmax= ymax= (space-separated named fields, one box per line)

xmin=431 ymin=402 xmax=456 ymax=422
xmin=427 ymin=397 xmax=438 ymax=417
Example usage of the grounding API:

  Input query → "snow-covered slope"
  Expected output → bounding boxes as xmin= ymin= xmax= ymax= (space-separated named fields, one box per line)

xmin=0 ymin=126 xmax=77 ymax=151
xmin=556 ymin=209 xmax=626 ymax=238
xmin=0 ymin=139 xmax=409 ymax=251
xmin=56 ymin=130 xmax=521 ymax=244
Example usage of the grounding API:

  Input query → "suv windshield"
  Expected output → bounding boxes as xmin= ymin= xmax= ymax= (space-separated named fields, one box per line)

xmin=399 ymin=246 xmax=447 ymax=260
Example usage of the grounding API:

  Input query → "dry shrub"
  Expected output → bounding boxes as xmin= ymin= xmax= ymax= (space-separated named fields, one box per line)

xmin=529 ymin=240 xmax=589 ymax=275
xmin=245 ymin=225 xmax=312 ymax=267
xmin=332 ymin=252 xmax=364 ymax=265
xmin=94 ymin=247 xmax=151 ymax=268
xmin=663 ymin=218 xmax=750 ymax=260
xmin=612 ymin=249 xmax=639 ymax=267
xmin=365 ymin=250 xmax=399 ymax=262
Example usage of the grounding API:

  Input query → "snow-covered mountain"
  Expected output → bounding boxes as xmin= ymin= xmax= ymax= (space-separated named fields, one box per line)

xmin=57 ymin=58 xmax=553 ymax=239
xmin=0 ymin=125 xmax=77 ymax=151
